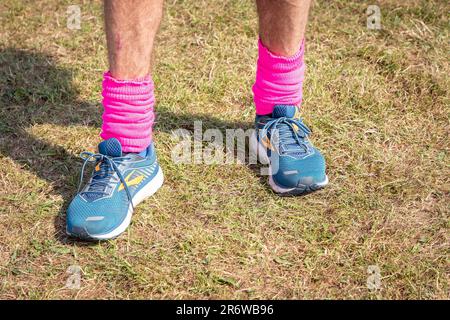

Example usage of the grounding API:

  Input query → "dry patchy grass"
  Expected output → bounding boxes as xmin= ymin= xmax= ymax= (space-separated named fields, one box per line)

xmin=0 ymin=0 xmax=448 ymax=299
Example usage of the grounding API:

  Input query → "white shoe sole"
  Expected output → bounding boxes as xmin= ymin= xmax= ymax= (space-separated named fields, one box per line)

xmin=67 ymin=166 xmax=164 ymax=240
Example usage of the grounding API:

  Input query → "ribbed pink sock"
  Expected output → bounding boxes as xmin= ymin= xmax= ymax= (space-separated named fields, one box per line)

xmin=252 ymin=39 xmax=306 ymax=115
xmin=100 ymin=71 xmax=155 ymax=153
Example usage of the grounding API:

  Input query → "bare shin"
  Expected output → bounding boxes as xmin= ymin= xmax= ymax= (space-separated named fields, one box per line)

xmin=256 ymin=0 xmax=312 ymax=56
xmin=104 ymin=0 xmax=164 ymax=79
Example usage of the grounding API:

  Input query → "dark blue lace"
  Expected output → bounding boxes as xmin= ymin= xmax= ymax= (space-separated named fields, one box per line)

xmin=260 ymin=117 xmax=312 ymax=155
xmin=78 ymin=152 xmax=134 ymax=209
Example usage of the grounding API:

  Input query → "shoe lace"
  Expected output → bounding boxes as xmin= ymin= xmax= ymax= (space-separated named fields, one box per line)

xmin=260 ymin=117 xmax=312 ymax=155
xmin=77 ymin=151 xmax=134 ymax=209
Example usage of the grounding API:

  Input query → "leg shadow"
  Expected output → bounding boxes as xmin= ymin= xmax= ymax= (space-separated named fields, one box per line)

xmin=0 ymin=48 xmax=103 ymax=245
xmin=0 ymin=48 xmax=265 ymax=244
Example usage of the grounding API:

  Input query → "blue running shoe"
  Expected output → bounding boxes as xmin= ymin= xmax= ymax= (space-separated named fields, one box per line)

xmin=250 ymin=105 xmax=328 ymax=196
xmin=66 ymin=138 xmax=164 ymax=240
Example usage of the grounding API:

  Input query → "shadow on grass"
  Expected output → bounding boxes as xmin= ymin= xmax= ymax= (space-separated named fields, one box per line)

xmin=0 ymin=48 xmax=263 ymax=245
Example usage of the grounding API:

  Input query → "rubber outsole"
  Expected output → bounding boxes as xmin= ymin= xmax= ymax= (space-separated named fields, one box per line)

xmin=66 ymin=165 xmax=164 ymax=241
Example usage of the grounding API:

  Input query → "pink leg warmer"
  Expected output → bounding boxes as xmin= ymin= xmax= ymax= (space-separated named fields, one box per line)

xmin=100 ymin=71 xmax=155 ymax=153
xmin=252 ymin=39 xmax=306 ymax=115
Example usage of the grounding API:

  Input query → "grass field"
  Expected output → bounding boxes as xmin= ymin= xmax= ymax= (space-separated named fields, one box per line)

xmin=0 ymin=0 xmax=448 ymax=299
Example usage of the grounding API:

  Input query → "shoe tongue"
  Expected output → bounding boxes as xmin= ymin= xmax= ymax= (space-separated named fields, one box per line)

xmin=98 ymin=138 xmax=122 ymax=157
xmin=272 ymin=105 xmax=297 ymax=118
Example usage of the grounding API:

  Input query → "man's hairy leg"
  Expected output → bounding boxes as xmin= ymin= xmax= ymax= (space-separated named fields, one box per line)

xmin=66 ymin=1 xmax=166 ymax=240
xmin=105 ymin=0 xmax=164 ymax=79
xmin=251 ymin=0 xmax=327 ymax=195
xmin=256 ymin=0 xmax=311 ymax=56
